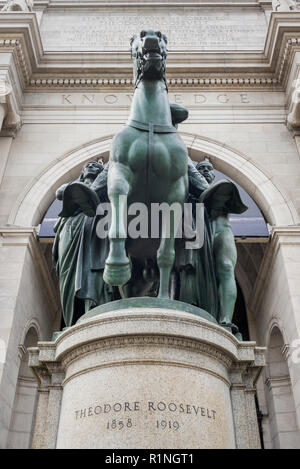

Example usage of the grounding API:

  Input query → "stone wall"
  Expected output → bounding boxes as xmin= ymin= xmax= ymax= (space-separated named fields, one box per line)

xmin=0 ymin=0 xmax=300 ymax=448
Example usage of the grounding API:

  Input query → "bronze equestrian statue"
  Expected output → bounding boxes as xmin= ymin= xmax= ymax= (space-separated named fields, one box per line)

xmin=53 ymin=30 xmax=247 ymax=338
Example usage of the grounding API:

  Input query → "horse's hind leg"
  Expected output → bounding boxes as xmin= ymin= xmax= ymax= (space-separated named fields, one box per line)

xmin=103 ymin=162 xmax=131 ymax=287
xmin=157 ymin=204 xmax=182 ymax=299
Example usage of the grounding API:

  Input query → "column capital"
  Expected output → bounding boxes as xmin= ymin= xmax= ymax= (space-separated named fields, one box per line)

xmin=265 ymin=375 xmax=291 ymax=390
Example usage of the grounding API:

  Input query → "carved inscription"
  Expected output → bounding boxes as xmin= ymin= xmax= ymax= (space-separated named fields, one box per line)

xmin=55 ymin=92 xmax=253 ymax=106
xmin=40 ymin=10 xmax=267 ymax=51
xmin=24 ymin=91 xmax=286 ymax=109
xmin=74 ymin=400 xmax=217 ymax=432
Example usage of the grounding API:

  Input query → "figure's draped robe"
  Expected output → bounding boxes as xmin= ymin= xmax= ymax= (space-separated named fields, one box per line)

xmin=176 ymin=177 xmax=247 ymax=322
xmin=176 ymin=199 xmax=219 ymax=320
xmin=53 ymin=167 xmax=111 ymax=327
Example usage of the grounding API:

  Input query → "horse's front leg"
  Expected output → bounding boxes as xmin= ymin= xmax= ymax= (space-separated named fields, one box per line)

xmin=103 ymin=162 xmax=132 ymax=287
xmin=157 ymin=203 xmax=182 ymax=299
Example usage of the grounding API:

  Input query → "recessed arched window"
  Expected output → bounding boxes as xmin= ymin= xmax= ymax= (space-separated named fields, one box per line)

xmin=264 ymin=326 xmax=300 ymax=448
xmin=38 ymin=167 xmax=269 ymax=241
xmin=8 ymin=326 xmax=39 ymax=449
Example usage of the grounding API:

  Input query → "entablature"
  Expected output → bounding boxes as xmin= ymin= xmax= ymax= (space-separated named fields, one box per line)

xmin=0 ymin=12 xmax=299 ymax=91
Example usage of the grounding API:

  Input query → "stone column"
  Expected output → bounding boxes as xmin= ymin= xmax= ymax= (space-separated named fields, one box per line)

xmin=28 ymin=347 xmax=50 ymax=449
xmin=230 ymin=367 xmax=250 ymax=448
xmin=244 ymin=372 xmax=263 ymax=449
xmin=230 ymin=357 xmax=264 ymax=449
xmin=265 ymin=375 xmax=300 ymax=448
xmin=0 ymin=230 xmax=60 ymax=448
xmin=31 ymin=373 xmax=50 ymax=449
xmin=250 ymin=227 xmax=300 ymax=430
xmin=29 ymin=347 xmax=65 ymax=449
xmin=43 ymin=364 xmax=64 ymax=449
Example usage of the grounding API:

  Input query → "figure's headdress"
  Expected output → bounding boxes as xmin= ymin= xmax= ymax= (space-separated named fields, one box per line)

xmin=196 ymin=157 xmax=213 ymax=170
xmin=78 ymin=159 xmax=105 ymax=181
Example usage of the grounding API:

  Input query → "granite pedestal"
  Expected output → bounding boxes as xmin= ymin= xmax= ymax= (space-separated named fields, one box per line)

xmin=28 ymin=299 xmax=265 ymax=449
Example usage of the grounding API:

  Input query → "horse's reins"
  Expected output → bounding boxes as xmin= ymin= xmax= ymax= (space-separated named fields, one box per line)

xmin=129 ymin=48 xmax=174 ymax=201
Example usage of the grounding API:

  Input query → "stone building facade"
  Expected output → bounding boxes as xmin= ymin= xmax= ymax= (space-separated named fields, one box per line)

xmin=0 ymin=0 xmax=300 ymax=449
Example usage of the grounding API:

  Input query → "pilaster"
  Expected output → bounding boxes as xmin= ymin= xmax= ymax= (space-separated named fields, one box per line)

xmin=0 ymin=228 xmax=60 ymax=448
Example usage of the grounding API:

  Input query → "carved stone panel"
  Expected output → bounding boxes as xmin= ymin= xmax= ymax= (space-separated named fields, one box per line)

xmin=40 ymin=8 xmax=267 ymax=51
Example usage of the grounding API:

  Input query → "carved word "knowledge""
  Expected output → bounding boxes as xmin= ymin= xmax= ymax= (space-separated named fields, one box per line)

xmin=59 ymin=92 xmax=252 ymax=106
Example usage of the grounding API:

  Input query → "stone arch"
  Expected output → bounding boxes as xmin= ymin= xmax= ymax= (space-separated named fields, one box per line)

xmin=8 ymin=136 xmax=112 ymax=227
xmin=19 ymin=318 xmax=41 ymax=347
xmin=267 ymin=325 xmax=289 ymax=378
xmin=183 ymin=133 xmax=299 ymax=226
xmin=8 ymin=324 xmax=40 ymax=449
xmin=263 ymin=324 xmax=300 ymax=448
xmin=8 ymin=133 xmax=298 ymax=228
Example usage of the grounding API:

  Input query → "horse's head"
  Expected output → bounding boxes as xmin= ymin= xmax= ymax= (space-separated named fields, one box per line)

xmin=130 ymin=30 xmax=168 ymax=85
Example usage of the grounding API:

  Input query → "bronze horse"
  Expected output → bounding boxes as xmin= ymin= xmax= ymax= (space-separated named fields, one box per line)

xmin=61 ymin=30 xmax=209 ymax=300
xmin=102 ymin=30 xmax=193 ymax=298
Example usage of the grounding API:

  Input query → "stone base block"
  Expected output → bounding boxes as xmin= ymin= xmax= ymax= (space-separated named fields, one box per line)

xmin=28 ymin=302 xmax=265 ymax=449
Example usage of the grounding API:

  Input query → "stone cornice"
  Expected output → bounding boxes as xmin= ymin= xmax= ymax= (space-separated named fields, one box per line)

xmin=0 ymin=12 xmax=300 ymax=92
xmin=29 ymin=308 xmax=265 ymax=389
xmin=14 ymin=0 xmax=271 ymax=8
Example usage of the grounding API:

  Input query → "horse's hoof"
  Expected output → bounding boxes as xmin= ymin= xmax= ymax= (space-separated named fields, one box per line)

xmin=103 ymin=262 xmax=131 ymax=286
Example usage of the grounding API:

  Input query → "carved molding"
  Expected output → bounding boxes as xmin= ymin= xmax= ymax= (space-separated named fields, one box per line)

xmin=0 ymin=37 xmax=31 ymax=86
xmin=265 ymin=375 xmax=291 ymax=390
xmin=60 ymin=334 xmax=234 ymax=370
xmin=1 ymin=0 xmax=33 ymax=12
xmin=0 ymin=0 xmax=272 ymax=9
xmin=17 ymin=343 xmax=26 ymax=360
xmin=278 ymin=37 xmax=300 ymax=84
xmin=27 ymin=76 xmax=280 ymax=90
xmin=272 ymin=0 xmax=300 ymax=11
